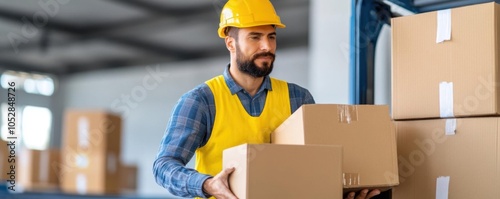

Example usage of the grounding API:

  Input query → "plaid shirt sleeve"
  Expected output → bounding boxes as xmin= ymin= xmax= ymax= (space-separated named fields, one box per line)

xmin=288 ymin=82 xmax=316 ymax=112
xmin=153 ymin=84 xmax=214 ymax=198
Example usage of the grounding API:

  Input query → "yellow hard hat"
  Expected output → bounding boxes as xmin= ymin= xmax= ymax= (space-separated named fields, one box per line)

xmin=218 ymin=0 xmax=286 ymax=38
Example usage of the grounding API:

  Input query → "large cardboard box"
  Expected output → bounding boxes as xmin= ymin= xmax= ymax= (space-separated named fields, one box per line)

xmin=271 ymin=104 xmax=399 ymax=191
xmin=392 ymin=2 xmax=500 ymax=120
xmin=223 ymin=143 xmax=343 ymax=199
xmin=394 ymin=118 xmax=500 ymax=198
xmin=60 ymin=110 xmax=122 ymax=195
xmin=18 ymin=148 xmax=60 ymax=191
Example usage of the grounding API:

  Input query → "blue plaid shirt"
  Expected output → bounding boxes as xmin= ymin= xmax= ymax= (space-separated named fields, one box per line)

xmin=153 ymin=66 xmax=315 ymax=198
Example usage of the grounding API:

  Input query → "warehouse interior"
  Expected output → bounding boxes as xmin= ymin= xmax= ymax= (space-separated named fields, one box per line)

xmin=0 ymin=0 xmax=498 ymax=198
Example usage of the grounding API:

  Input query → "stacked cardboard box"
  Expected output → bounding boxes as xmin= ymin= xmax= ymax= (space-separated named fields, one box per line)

xmin=391 ymin=2 xmax=500 ymax=198
xmin=223 ymin=143 xmax=343 ymax=199
xmin=0 ymin=139 xmax=10 ymax=181
xmin=119 ymin=163 xmax=138 ymax=194
xmin=60 ymin=110 xmax=122 ymax=195
xmin=18 ymin=148 xmax=60 ymax=192
xmin=271 ymin=104 xmax=399 ymax=193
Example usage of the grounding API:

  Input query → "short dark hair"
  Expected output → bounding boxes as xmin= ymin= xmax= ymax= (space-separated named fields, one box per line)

xmin=225 ymin=27 xmax=239 ymax=39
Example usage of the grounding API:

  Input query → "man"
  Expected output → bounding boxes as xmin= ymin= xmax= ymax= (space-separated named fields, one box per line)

xmin=154 ymin=0 xmax=379 ymax=198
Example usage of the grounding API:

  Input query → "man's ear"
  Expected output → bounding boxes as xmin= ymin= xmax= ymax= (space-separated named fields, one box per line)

xmin=225 ymin=36 xmax=236 ymax=52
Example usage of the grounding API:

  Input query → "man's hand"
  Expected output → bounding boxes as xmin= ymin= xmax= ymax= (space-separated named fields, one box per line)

xmin=202 ymin=167 xmax=238 ymax=199
xmin=345 ymin=189 xmax=380 ymax=199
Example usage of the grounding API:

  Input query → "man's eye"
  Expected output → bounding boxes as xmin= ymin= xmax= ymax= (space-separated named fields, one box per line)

xmin=250 ymin=36 xmax=259 ymax=40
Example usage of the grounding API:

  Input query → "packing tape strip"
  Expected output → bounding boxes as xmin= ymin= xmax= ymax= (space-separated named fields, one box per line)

xmin=436 ymin=9 xmax=451 ymax=43
xmin=337 ymin=105 xmax=358 ymax=124
xmin=343 ymin=173 xmax=360 ymax=186
xmin=436 ymin=176 xmax=450 ymax=199
xmin=76 ymin=154 xmax=89 ymax=169
xmin=107 ymin=152 xmax=117 ymax=174
xmin=439 ymin=82 xmax=454 ymax=118
xmin=445 ymin=119 xmax=456 ymax=135
xmin=77 ymin=117 xmax=90 ymax=149
xmin=76 ymin=173 xmax=87 ymax=194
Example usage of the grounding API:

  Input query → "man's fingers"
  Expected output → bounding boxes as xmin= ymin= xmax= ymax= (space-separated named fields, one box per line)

xmin=345 ymin=192 xmax=355 ymax=199
xmin=223 ymin=167 xmax=235 ymax=175
xmin=355 ymin=189 xmax=368 ymax=199
xmin=345 ymin=189 xmax=380 ymax=199
xmin=366 ymin=189 xmax=381 ymax=198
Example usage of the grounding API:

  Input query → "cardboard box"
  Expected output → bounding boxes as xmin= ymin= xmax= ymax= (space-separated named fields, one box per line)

xmin=119 ymin=163 xmax=138 ymax=194
xmin=18 ymin=148 xmax=60 ymax=191
xmin=60 ymin=110 xmax=122 ymax=195
xmin=223 ymin=143 xmax=343 ymax=199
xmin=392 ymin=2 xmax=500 ymax=120
xmin=393 ymin=118 xmax=500 ymax=198
xmin=0 ymin=139 xmax=11 ymax=181
xmin=271 ymin=104 xmax=399 ymax=191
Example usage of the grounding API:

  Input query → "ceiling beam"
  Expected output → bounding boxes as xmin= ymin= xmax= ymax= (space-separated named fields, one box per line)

xmin=0 ymin=6 xmax=197 ymax=58
xmin=0 ymin=59 xmax=62 ymax=75
xmin=109 ymin=0 xmax=214 ymax=16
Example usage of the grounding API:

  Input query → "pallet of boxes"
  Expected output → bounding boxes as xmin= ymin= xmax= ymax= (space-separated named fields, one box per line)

xmin=60 ymin=110 xmax=137 ymax=195
xmin=0 ymin=134 xmax=61 ymax=193
xmin=391 ymin=2 xmax=500 ymax=198
xmin=222 ymin=104 xmax=399 ymax=199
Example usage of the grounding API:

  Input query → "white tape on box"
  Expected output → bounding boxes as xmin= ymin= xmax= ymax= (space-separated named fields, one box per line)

xmin=439 ymin=82 xmax=454 ymax=118
xmin=436 ymin=9 xmax=451 ymax=43
xmin=445 ymin=119 xmax=456 ymax=135
xmin=76 ymin=173 xmax=87 ymax=194
xmin=436 ymin=176 xmax=450 ymax=199
xmin=77 ymin=117 xmax=90 ymax=149
xmin=107 ymin=153 xmax=117 ymax=174
xmin=76 ymin=154 xmax=89 ymax=169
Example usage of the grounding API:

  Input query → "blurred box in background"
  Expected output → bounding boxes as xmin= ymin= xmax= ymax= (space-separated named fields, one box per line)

xmin=272 ymin=104 xmax=399 ymax=192
xmin=119 ymin=163 xmax=138 ymax=194
xmin=18 ymin=148 xmax=60 ymax=192
xmin=0 ymin=139 xmax=10 ymax=181
xmin=223 ymin=143 xmax=343 ymax=199
xmin=60 ymin=110 xmax=122 ymax=195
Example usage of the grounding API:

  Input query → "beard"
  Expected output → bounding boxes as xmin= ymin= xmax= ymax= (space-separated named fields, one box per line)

xmin=235 ymin=43 xmax=275 ymax=78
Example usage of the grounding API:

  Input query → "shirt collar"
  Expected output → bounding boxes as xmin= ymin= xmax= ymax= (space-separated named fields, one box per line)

xmin=223 ymin=64 xmax=273 ymax=95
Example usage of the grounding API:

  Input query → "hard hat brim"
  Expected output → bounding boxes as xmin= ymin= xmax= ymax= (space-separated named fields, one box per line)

xmin=218 ymin=23 xmax=286 ymax=38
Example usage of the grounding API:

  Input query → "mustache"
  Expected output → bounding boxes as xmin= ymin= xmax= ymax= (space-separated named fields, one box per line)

xmin=252 ymin=52 xmax=275 ymax=60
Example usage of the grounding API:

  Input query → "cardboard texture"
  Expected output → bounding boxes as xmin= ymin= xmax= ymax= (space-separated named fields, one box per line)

xmin=392 ymin=2 xmax=500 ymax=120
xmin=18 ymin=148 xmax=60 ymax=191
xmin=119 ymin=163 xmax=138 ymax=193
xmin=223 ymin=143 xmax=343 ymax=199
xmin=60 ymin=110 xmax=122 ymax=195
xmin=271 ymin=104 xmax=399 ymax=191
xmin=393 ymin=118 xmax=500 ymax=198
xmin=0 ymin=139 xmax=10 ymax=181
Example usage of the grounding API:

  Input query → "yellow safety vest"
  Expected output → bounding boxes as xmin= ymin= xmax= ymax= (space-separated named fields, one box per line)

xmin=195 ymin=75 xmax=291 ymax=196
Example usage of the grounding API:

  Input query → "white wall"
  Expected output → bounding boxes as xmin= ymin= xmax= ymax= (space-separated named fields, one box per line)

xmin=309 ymin=0 xmax=351 ymax=104
xmin=374 ymin=24 xmax=392 ymax=106
xmin=61 ymin=47 xmax=309 ymax=198
xmin=310 ymin=0 xmax=392 ymax=105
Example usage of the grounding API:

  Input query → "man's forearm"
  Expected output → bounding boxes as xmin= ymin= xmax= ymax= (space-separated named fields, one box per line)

xmin=153 ymin=157 xmax=211 ymax=197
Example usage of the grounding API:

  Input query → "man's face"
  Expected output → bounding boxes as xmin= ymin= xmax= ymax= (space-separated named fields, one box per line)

xmin=234 ymin=25 xmax=277 ymax=78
